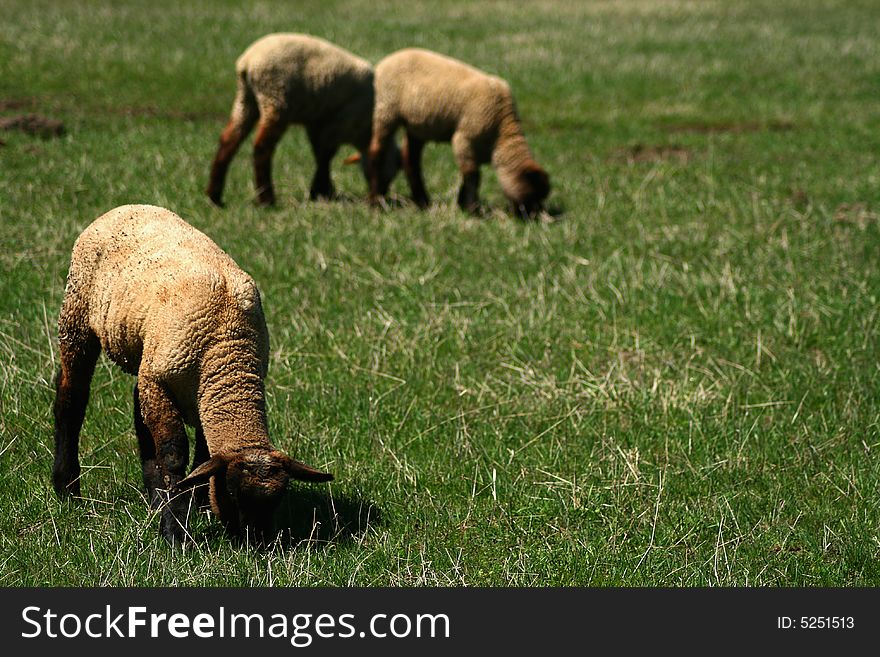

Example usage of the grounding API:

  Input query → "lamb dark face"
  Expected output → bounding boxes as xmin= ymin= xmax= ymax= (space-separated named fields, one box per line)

xmin=510 ymin=164 xmax=551 ymax=219
xmin=175 ymin=447 xmax=333 ymax=546
xmin=224 ymin=450 xmax=290 ymax=541
xmin=228 ymin=450 xmax=291 ymax=501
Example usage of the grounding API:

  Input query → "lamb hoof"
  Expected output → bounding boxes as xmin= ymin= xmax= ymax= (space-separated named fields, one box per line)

xmin=370 ymin=195 xmax=394 ymax=211
xmin=206 ymin=188 xmax=225 ymax=208
xmin=53 ymin=470 xmax=81 ymax=499
xmin=309 ymin=183 xmax=335 ymax=201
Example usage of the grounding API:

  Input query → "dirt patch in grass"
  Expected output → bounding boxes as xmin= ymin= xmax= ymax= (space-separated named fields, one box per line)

xmin=0 ymin=114 xmax=65 ymax=138
xmin=0 ymin=97 xmax=39 ymax=112
xmin=613 ymin=143 xmax=692 ymax=164
xmin=789 ymin=188 xmax=810 ymax=208
xmin=664 ymin=119 xmax=795 ymax=134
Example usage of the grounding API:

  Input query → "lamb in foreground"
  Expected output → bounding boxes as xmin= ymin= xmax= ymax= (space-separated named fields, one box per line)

xmin=207 ymin=33 xmax=400 ymax=207
xmin=366 ymin=48 xmax=550 ymax=217
xmin=52 ymin=204 xmax=332 ymax=545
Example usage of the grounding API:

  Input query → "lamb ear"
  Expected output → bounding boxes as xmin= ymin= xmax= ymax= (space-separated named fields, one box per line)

xmin=174 ymin=454 xmax=230 ymax=491
xmin=282 ymin=456 xmax=334 ymax=483
xmin=342 ymin=152 xmax=361 ymax=165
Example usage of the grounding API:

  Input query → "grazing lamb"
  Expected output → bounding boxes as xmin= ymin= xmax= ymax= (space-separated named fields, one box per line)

xmin=207 ymin=33 xmax=400 ymax=207
xmin=52 ymin=204 xmax=332 ymax=545
xmin=366 ymin=48 xmax=550 ymax=218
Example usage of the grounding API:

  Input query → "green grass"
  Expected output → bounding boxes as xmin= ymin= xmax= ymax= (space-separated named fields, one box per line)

xmin=1 ymin=0 xmax=879 ymax=586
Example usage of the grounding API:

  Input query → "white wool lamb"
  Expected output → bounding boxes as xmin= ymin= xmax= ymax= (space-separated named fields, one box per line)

xmin=52 ymin=204 xmax=332 ymax=545
xmin=367 ymin=48 xmax=550 ymax=217
xmin=207 ymin=33 xmax=400 ymax=207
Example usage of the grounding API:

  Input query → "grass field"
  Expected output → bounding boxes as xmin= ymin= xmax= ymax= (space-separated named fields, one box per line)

xmin=1 ymin=0 xmax=879 ymax=586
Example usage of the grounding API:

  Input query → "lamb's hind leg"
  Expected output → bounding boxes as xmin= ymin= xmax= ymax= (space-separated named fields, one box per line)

xmin=207 ymin=75 xmax=258 ymax=207
xmin=252 ymin=109 xmax=287 ymax=206
xmin=53 ymin=328 xmax=100 ymax=499
xmin=403 ymin=131 xmax=429 ymax=209
xmin=367 ymin=118 xmax=398 ymax=204
xmin=133 ymin=383 xmax=161 ymax=501
xmin=135 ymin=376 xmax=190 ymax=545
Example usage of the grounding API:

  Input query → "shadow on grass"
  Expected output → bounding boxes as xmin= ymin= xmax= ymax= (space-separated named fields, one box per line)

xmin=542 ymin=202 xmax=566 ymax=221
xmin=307 ymin=190 xmax=567 ymax=221
xmin=483 ymin=201 xmax=565 ymax=223
xmin=137 ymin=486 xmax=382 ymax=552
xmin=273 ymin=486 xmax=383 ymax=550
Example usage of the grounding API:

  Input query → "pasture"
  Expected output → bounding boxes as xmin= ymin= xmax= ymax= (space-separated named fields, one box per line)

xmin=0 ymin=0 xmax=879 ymax=585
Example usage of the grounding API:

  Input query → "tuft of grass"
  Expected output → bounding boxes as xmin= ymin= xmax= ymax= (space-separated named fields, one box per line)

xmin=1 ymin=0 xmax=879 ymax=586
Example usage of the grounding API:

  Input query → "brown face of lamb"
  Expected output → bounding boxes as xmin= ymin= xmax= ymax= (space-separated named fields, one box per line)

xmin=509 ymin=163 xmax=551 ymax=219
xmin=174 ymin=447 xmax=332 ymax=545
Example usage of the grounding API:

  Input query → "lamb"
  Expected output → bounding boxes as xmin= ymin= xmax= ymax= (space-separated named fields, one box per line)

xmin=366 ymin=48 xmax=550 ymax=218
xmin=206 ymin=33 xmax=400 ymax=207
xmin=52 ymin=204 xmax=332 ymax=546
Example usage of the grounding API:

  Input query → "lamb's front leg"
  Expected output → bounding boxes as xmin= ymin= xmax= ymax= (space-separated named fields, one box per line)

xmin=252 ymin=110 xmax=287 ymax=206
xmin=135 ymin=376 xmax=191 ymax=545
xmin=452 ymin=133 xmax=481 ymax=213
xmin=53 ymin=330 xmax=101 ymax=498
xmin=190 ymin=423 xmax=211 ymax=510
